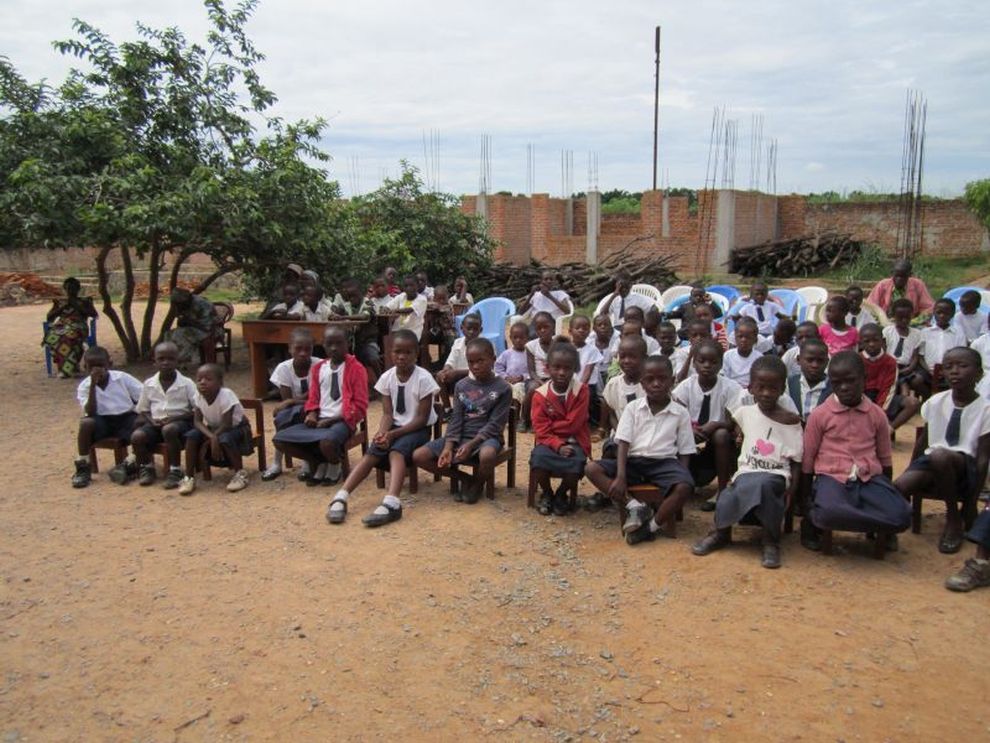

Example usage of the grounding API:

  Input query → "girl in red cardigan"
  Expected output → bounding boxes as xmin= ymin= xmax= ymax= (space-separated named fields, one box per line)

xmin=530 ymin=341 xmax=590 ymax=517
xmin=272 ymin=326 xmax=368 ymax=485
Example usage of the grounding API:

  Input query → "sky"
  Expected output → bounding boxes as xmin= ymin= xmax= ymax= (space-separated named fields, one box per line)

xmin=3 ymin=0 xmax=988 ymax=198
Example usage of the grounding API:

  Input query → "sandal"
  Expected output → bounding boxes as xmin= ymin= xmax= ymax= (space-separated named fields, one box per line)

xmin=325 ymin=497 xmax=348 ymax=525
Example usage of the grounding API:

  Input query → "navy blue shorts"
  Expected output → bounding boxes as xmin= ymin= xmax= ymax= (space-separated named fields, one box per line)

xmin=87 ymin=412 xmax=138 ymax=443
xmin=368 ymin=426 xmax=432 ymax=468
xmin=595 ymin=456 xmax=694 ymax=494
xmin=966 ymin=509 xmax=990 ymax=550
xmin=907 ymin=451 xmax=980 ymax=497
xmin=530 ymin=443 xmax=586 ymax=475
xmin=132 ymin=419 xmax=193 ymax=446
xmin=185 ymin=421 xmax=254 ymax=464
xmin=425 ymin=436 xmax=501 ymax=462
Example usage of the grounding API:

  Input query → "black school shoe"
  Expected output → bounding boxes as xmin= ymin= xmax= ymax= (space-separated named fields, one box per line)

xmin=462 ymin=477 xmax=483 ymax=505
xmin=799 ymin=518 xmax=822 ymax=552
xmin=71 ymin=460 xmax=92 ymax=489
xmin=622 ymin=505 xmax=654 ymax=535
xmin=137 ymin=464 xmax=156 ymax=486
xmin=108 ymin=459 xmax=138 ymax=485
xmin=761 ymin=543 xmax=782 ymax=569
xmin=537 ymin=495 xmax=553 ymax=516
xmin=625 ymin=520 xmax=656 ymax=546
xmin=362 ymin=503 xmax=403 ymax=528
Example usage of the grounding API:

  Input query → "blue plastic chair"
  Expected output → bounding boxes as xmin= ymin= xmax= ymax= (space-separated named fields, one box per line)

xmin=43 ymin=317 xmax=97 ymax=377
xmin=706 ymin=284 xmax=741 ymax=305
xmin=456 ymin=297 xmax=514 ymax=355
xmin=943 ymin=286 xmax=990 ymax=312
xmin=768 ymin=289 xmax=808 ymax=322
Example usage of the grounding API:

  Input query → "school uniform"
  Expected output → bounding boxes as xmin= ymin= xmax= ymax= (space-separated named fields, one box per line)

xmin=525 ymin=338 xmax=552 ymax=382
xmin=494 ymin=347 xmax=529 ymax=404
xmin=883 ymin=325 xmax=926 ymax=384
xmin=576 ymin=343 xmax=604 ymax=385
xmin=386 ymin=293 xmax=428 ymax=339
xmin=739 ymin=300 xmax=784 ymax=336
xmin=425 ymin=375 xmax=511 ymax=461
xmin=331 ymin=294 xmax=379 ymax=363
xmin=921 ymin=325 xmax=968 ymax=371
xmin=269 ymin=357 xmax=322 ymax=429
xmin=780 ymin=345 xmax=802 ymax=377
xmin=786 ymin=373 xmax=831 ymax=423
xmin=368 ymin=365 xmax=439 ymax=465
xmin=528 ymin=289 xmax=572 ymax=321
xmin=602 ymin=291 xmax=655 ymax=328
xmin=133 ymin=371 xmax=197 ymax=444
xmin=76 ymin=370 xmax=143 ymax=441
xmin=185 ymin=387 xmax=254 ymax=463
xmin=722 ymin=348 xmax=763 ymax=387
xmin=269 ymin=299 xmax=306 ymax=317
xmin=802 ymin=395 xmax=910 ymax=533
xmin=971 ymin=333 xmax=990 ymax=374
xmin=715 ymin=404 xmax=804 ymax=543
xmin=529 ymin=379 xmax=590 ymax=475
xmin=443 ymin=337 xmax=470 ymax=372
xmin=669 ymin=345 xmax=695 ymax=379
xmin=906 ymin=391 xmax=990 ymax=497
xmin=594 ymin=396 xmax=697 ymax=492
xmin=846 ymin=306 xmax=880 ymax=329
xmin=979 ymin=374 xmax=990 ymax=402
xmin=862 ymin=351 xmax=903 ymax=421
xmin=600 ymin=375 xmax=646 ymax=458
xmin=608 ymin=332 xmax=661 ymax=357
xmin=593 ymin=333 xmax=617 ymax=388
xmin=953 ymin=310 xmax=987 ymax=344
xmin=819 ymin=324 xmax=859 ymax=356
xmin=301 ymin=298 xmax=334 ymax=322
xmin=673 ymin=375 xmax=742 ymax=485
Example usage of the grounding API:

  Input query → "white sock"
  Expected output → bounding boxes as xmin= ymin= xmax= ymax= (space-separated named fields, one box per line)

xmin=170 ymin=466 xmax=182 ymax=474
xmin=383 ymin=494 xmax=401 ymax=509
xmin=326 ymin=462 xmax=342 ymax=479
xmin=627 ymin=498 xmax=644 ymax=510
xmin=273 ymin=450 xmax=284 ymax=467
xmin=314 ymin=463 xmax=327 ymax=480
xmin=329 ymin=490 xmax=348 ymax=512
xmin=124 ymin=454 xmax=136 ymax=465
xmin=649 ymin=518 xmax=661 ymax=533
xmin=76 ymin=455 xmax=88 ymax=464
xmin=333 ymin=489 xmax=349 ymax=502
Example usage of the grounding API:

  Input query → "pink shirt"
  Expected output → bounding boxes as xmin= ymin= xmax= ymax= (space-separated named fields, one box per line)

xmin=867 ymin=277 xmax=934 ymax=318
xmin=818 ymin=323 xmax=859 ymax=356
xmin=802 ymin=395 xmax=892 ymax=482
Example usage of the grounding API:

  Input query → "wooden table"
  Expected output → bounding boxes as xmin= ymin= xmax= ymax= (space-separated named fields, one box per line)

xmin=241 ymin=319 xmax=367 ymax=397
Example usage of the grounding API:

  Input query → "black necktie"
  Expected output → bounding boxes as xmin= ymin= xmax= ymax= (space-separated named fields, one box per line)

xmin=330 ymin=369 xmax=340 ymax=401
xmin=850 ymin=314 xmax=857 ymax=327
xmin=625 ymin=392 xmax=637 ymax=403
xmin=619 ymin=296 xmax=625 ymax=319
xmin=557 ymin=393 xmax=568 ymax=408
xmin=300 ymin=378 xmax=309 ymax=395
xmin=756 ymin=306 xmax=765 ymax=322
xmin=945 ymin=407 xmax=963 ymax=446
xmin=698 ymin=393 xmax=711 ymax=425
xmin=893 ymin=337 xmax=905 ymax=358
xmin=395 ymin=384 xmax=406 ymax=415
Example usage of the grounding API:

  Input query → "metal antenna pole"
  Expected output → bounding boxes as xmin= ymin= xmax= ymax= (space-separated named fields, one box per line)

xmin=652 ymin=25 xmax=661 ymax=191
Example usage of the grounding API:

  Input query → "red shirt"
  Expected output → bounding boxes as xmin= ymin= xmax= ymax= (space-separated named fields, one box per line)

xmin=531 ymin=379 xmax=591 ymax=455
xmin=802 ymin=394 xmax=892 ymax=482
xmin=862 ymin=352 xmax=897 ymax=408
xmin=304 ymin=355 xmax=369 ymax=431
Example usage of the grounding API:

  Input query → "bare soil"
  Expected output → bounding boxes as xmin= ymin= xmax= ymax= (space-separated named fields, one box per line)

xmin=0 ymin=302 xmax=986 ymax=742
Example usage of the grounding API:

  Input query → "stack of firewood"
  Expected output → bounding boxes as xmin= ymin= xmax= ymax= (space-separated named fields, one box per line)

xmin=729 ymin=233 xmax=864 ymax=277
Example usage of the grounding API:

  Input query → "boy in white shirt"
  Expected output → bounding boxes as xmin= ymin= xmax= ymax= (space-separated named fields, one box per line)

xmin=261 ymin=283 xmax=305 ymax=320
xmin=385 ymin=275 xmax=429 ymax=339
xmin=953 ymin=290 xmax=986 ymax=343
xmin=781 ymin=322 xmax=820 ymax=376
xmin=722 ymin=318 xmax=763 ymax=387
xmin=519 ymin=270 xmax=573 ymax=322
xmin=72 ymin=346 xmax=143 ymax=488
xmin=921 ymin=298 xmax=968 ymax=391
xmin=972 ymin=313 xmax=990 ymax=374
xmin=737 ymin=282 xmax=785 ymax=337
xmin=845 ymin=285 xmax=880 ymax=329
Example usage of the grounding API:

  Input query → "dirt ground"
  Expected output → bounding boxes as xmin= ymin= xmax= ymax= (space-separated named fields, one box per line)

xmin=1 ymin=301 xmax=986 ymax=742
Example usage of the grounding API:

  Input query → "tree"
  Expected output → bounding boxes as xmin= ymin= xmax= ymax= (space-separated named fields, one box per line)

xmin=0 ymin=0 xmax=344 ymax=360
xmin=964 ymin=179 xmax=990 ymax=231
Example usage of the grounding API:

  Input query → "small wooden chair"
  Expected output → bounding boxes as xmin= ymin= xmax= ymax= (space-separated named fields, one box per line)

xmin=909 ymin=425 xmax=978 ymax=534
xmin=821 ymin=529 xmax=889 ymax=560
xmin=616 ymin=484 xmax=684 ymax=536
xmin=88 ymin=437 xmax=128 ymax=473
xmin=431 ymin=403 xmax=518 ymax=500
xmin=199 ymin=398 xmax=267 ymax=480
xmin=527 ymin=471 xmax=579 ymax=511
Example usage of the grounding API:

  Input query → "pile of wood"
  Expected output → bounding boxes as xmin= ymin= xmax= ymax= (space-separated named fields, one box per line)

xmin=729 ymin=233 xmax=864 ymax=277
xmin=473 ymin=245 xmax=681 ymax=306
xmin=0 ymin=272 xmax=62 ymax=306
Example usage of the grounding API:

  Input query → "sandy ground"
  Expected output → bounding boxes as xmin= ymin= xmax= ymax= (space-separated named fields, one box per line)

xmin=1 ymin=301 xmax=987 ymax=742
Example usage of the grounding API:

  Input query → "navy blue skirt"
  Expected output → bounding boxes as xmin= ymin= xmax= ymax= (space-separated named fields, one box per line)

xmin=530 ymin=443 xmax=587 ymax=475
xmin=907 ymin=451 xmax=979 ymax=498
xmin=811 ymin=475 xmax=911 ymax=533
xmin=273 ymin=403 xmax=307 ymax=430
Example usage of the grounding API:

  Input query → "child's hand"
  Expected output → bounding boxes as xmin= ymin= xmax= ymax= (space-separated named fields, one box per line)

xmin=454 ymin=443 xmax=474 ymax=462
xmin=506 ymin=375 xmax=523 ymax=384
xmin=304 ymin=412 xmax=319 ymax=428
xmin=607 ymin=475 xmax=626 ymax=501
xmin=698 ymin=421 xmax=720 ymax=439
xmin=559 ymin=444 xmax=574 ymax=457
xmin=437 ymin=448 xmax=453 ymax=469
xmin=373 ymin=430 xmax=390 ymax=447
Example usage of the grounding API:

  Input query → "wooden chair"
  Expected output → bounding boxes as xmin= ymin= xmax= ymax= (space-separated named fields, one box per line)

xmin=430 ymin=403 xmax=518 ymax=500
xmin=199 ymin=302 xmax=234 ymax=370
xmin=527 ymin=471 xmax=579 ymax=512
xmin=820 ymin=529 xmax=889 ymax=560
xmin=374 ymin=402 xmax=445 ymax=495
xmin=909 ymin=426 xmax=978 ymax=535
xmin=199 ymin=398 xmax=267 ymax=480
xmin=616 ymin=484 xmax=684 ymax=536
xmin=88 ymin=437 xmax=128 ymax=473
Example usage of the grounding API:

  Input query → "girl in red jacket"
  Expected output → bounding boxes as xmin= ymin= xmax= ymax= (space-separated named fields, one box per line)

xmin=530 ymin=341 xmax=590 ymax=517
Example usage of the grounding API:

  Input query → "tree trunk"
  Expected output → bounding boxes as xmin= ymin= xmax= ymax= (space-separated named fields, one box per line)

xmin=140 ymin=243 xmax=164 ymax=357
xmin=192 ymin=262 xmax=242 ymax=294
xmin=118 ymin=246 xmax=140 ymax=360
xmin=95 ymin=245 xmax=139 ymax=361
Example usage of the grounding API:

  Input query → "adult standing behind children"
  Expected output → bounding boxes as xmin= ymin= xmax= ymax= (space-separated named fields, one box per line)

xmin=867 ymin=258 xmax=934 ymax=319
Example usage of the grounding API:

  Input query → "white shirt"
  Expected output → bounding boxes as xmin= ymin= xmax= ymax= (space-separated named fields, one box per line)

xmin=670 ymin=346 xmax=697 ymax=378
xmin=971 ymin=333 xmax=990 ymax=374
xmin=953 ymin=310 xmax=988 ymax=344
xmin=528 ymin=289 xmax=572 ymax=320
xmin=386 ymin=293 xmax=428 ymax=339
xmin=370 ymin=295 xmax=392 ymax=312
xmin=602 ymin=375 xmax=645 ymax=433
xmin=847 ymin=306 xmax=880 ymax=329
xmin=444 ymin=337 xmax=469 ymax=371
xmin=722 ymin=348 xmax=763 ymax=386
xmin=195 ymin=387 xmax=244 ymax=427
xmin=77 ymin=370 xmax=143 ymax=416
xmin=615 ymin=397 xmax=697 ymax=459
xmin=301 ymin=298 xmax=334 ymax=322
xmin=921 ymin=390 xmax=990 ymax=457
xmin=978 ymin=374 xmax=990 ymax=402
xmin=796 ymin=374 xmax=830 ymax=421
xmin=673 ymin=376 xmax=742 ymax=425
xmin=594 ymin=332 xmax=618 ymax=385
xmin=270 ymin=357 xmax=321 ymax=399
xmin=270 ymin=299 xmax=306 ymax=317
xmin=576 ymin=343 xmax=604 ymax=385
xmin=732 ymin=404 xmax=804 ymax=485
xmin=601 ymin=291 xmax=654 ymax=327
xmin=316 ymin=360 xmax=344 ymax=420
xmin=421 ymin=286 xmax=435 ymax=301
xmin=526 ymin=338 xmax=552 ymax=380
xmin=921 ymin=325 xmax=968 ymax=368
xmin=883 ymin=325 xmax=923 ymax=366
xmin=608 ymin=332 xmax=660 ymax=357
xmin=739 ymin=301 xmax=784 ymax=336
xmin=781 ymin=346 xmax=801 ymax=376
xmin=374 ymin=365 xmax=439 ymax=428
xmin=136 ymin=371 xmax=197 ymax=421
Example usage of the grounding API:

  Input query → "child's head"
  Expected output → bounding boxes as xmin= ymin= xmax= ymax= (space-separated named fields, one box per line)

xmin=383 ymin=266 xmax=398 ymax=285
xmin=323 ymin=326 xmax=348 ymax=364
xmin=845 ymin=285 xmax=864 ymax=314
xmin=301 ymin=283 xmax=321 ymax=307
xmin=693 ymin=338 xmax=723 ymax=382
xmin=341 ymin=277 xmax=362 ymax=303
xmin=390 ymin=328 xmax=419 ymax=371
xmin=773 ymin=317 xmax=796 ymax=346
xmin=734 ymin=317 xmax=758 ymax=353
xmin=539 ymin=270 xmax=556 ymax=292
xmin=693 ymin=303 xmax=715 ymax=327
xmin=943 ymin=347 xmax=982 ymax=393
xmin=461 ymin=313 xmax=483 ymax=340
xmin=415 ymin=271 xmax=429 ymax=293
xmin=748 ymin=355 xmax=788 ymax=412
xmin=83 ymin=346 xmax=111 ymax=377
xmin=299 ymin=270 xmax=320 ymax=290
xmin=795 ymin=321 xmax=820 ymax=345
xmin=686 ymin=318 xmax=711 ymax=346
xmin=656 ymin=321 xmax=678 ymax=352
xmin=290 ymin=329 xmax=314 ymax=365
xmin=568 ymin=315 xmax=591 ymax=346
xmin=891 ymin=297 xmax=915 ymax=328
xmin=466 ymin=337 xmax=496 ymax=382
xmin=371 ymin=276 xmax=388 ymax=298
xmin=614 ymin=272 xmax=632 ymax=297
xmin=593 ymin=314 xmax=613 ymax=343
xmin=826 ymin=350 xmax=865 ymax=408
xmin=623 ymin=306 xmax=646 ymax=325
xmin=891 ymin=259 xmax=912 ymax=290
xmin=533 ymin=311 xmax=555 ymax=342
xmin=432 ymin=284 xmax=450 ymax=304
xmin=509 ymin=321 xmax=529 ymax=351
xmin=152 ymin=341 xmax=179 ymax=374
xmin=282 ymin=282 xmax=300 ymax=305
xmin=641 ymin=355 xmax=674 ymax=404
xmin=798 ymin=338 xmax=829 ymax=384
xmin=617 ymin=335 xmax=648 ymax=380
xmin=824 ymin=295 xmax=849 ymax=326
xmin=750 ymin=282 xmax=769 ymax=304
xmin=644 ymin=306 xmax=661 ymax=335
xmin=933 ymin=298 xmax=955 ymax=329
xmin=454 ymin=275 xmax=468 ymax=294
xmin=195 ymin=363 xmax=224 ymax=397
xmin=690 ymin=283 xmax=707 ymax=304
xmin=402 ymin=275 xmax=418 ymax=299
xmin=546 ymin=341 xmax=579 ymax=390
xmin=858 ymin=323 xmax=883 ymax=357
xmin=621 ymin=318 xmax=645 ymax=338
xmin=63 ymin=277 xmax=81 ymax=298
xmin=959 ymin=290 xmax=981 ymax=316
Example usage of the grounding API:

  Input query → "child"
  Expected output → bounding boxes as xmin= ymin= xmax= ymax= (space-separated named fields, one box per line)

xmin=883 ymin=298 xmax=927 ymax=397
xmin=300 ymin=284 xmax=333 ymax=322
xmin=273 ymin=326 xmax=369 ymax=490
xmin=599 ymin=336 xmax=648 ymax=450
xmin=694 ymin=303 xmax=728 ymax=350
xmin=437 ymin=313 xmax=483 ymax=413
xmin=692 ymin=355 xmax=803 ymax=568
xmin=818 ymin=295 xmax=858 ymax=355
xmin=673 ymin=339 xmax=744 ymax=511
xmin=261 ymin=283 xmax=304 ymax=320
xmin=860 ymin=323 xmax=920 ymax=434
xmin=452 ymin=275 xmax=474 ymax=307
xmin=584 ymin=355 xmax=696 ymax=544
xmin=672 ymin=318 xmax=712 ymax=382
xmin=787 ymin=338 xmax=831 ymax=422
xmin=781 ymin=321 xmax=820 ymax=376
xmin=738 ymin=282 xmax=784 ymax=337
xmin=945 ymin=508 xmax=990 ymax=592
xmin=413 ymin=338 xmax=511 ymax=504
xmin=592 ymin=313 xmax=618 ymax=389
xmin=368 ymin=277 xmax=392 ymax=312
xmin=971 ymin=312 xmax=990 ymax=373
xmin=495 ymin=320 xmax=530 ymax=408
xmin=426 ymin=284 xmax=457 ymax=365
xmin=655 ymin=321 xmax=680 ymax=359
xmin=845 ymin=285 xmax=879 ymax=329
xmin=523 ymin=311 xmax=556 ymax=429
xmin=601 ymin=272 xmax=656 ymax=328
xmin=767 ymin=317 xmax=797 ymax=358
xmin=569 ymin=315 xmax=604 ymax=386
xmin=519 ymin=270 xmax=573 ymax=323
xmin=722 ymin=318 xmax=762 ymax=387
xmin=326 ymin=329 xmax=438 ymax=527
xmin=331 ymin=277 xmax=381 ymax=378
xmin=179 ymin=364 xmax=254 ymax=495
xmin=921 ymin=298 xmax=967 ymax=390
xmin=382 ymin=267 xmax=401 ymax=297
xmin=800 ymin=351 xmax=911 ymax=552
xmin=263 ymin=329 xmax=321 ymax=482
xmin=415 ymin=270 xmax=435 ymax=300
xmin=126 ymin=341 xmax=197 ymax=489
xmin=953 ymin=290 xmax=985 ymax=343
xmin=895 ymin=347 xmax=990 ymax=553
xmin=530 ymin=342 xmax=590 ymax=516
xmin=609 ymin=316 xmax=661 ymax=357
xmin=385 ymin=275 xmax=428 ymax=339
xmin=71 ymin=346 xmax=143 ymax=488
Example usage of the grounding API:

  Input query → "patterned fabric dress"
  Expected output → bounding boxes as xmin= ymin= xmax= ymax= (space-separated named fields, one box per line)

xmin=42 ymin=298 xmax=94 ymax=377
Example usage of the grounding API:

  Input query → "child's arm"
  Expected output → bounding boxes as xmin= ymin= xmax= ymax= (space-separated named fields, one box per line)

xmin=439 ymin=394 xmax=465 ymax=468
xmin=382 ymin=395 xmax=433 ymax=445
xmin=674 ymin=347 xmax=694 ymax=383
xmin=579 ymin=363 xmax=593 ymax=385
xmin=902 ymin=346 xmax=921 ymax=375
xmin=526 ymin=349 xmax=537 ymax=379
xmin=608 ymin=440 xmax=629 ymax=500
xmin=83 ymin=371 xmax=103 ymax=418
xmin=975 ymin=433 xmax=990 ymax=500
xmin=599 ymin=399 xmax=615 ymax=438
xmin=456 ymin=387 xmax=511 ymax=463
xmin=193 ymin=408 xmax=212 ymax=437
xmin=910 ymin=425 xmax=928 ymax=461
xmin=875 ymin=412 xmax=894 ymax=480
xmin=373 ymin=396 xmax=395 ymax=445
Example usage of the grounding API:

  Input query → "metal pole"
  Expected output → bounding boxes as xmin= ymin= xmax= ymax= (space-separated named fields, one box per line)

xmin=652 ymin=25 xmax=661 ymax=191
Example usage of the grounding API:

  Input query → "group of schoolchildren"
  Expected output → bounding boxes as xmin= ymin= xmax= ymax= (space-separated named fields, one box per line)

xmin=68 ymin=272 xmax=990 ymax=592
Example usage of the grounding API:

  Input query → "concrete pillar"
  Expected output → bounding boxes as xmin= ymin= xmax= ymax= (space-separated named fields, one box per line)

xmin=586 ymin=190 xmax=601 ymax=264
xmin=714 ymin=189 xmax=735 ymax=271
xmin=476 ymin=192 xmax=488 ymax=221
xmin=564 ymin=198 xmax=574 ymax=235
xmin=661 ymin=196 xmax=670 ymax=238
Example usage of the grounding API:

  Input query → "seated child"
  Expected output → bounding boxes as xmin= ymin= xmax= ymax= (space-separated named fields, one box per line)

xmin=598 ymin=335 xmax=648 ymax=458
xmin=179 ymin=363 xmax=254 ymax=495
xmin=425 ymin=284 xmax=456 ymax=365
xmin=520 ymin=270 xmax=573 ymax=323
xmin=368 ymin=276 xmax=392 ymax=312
xmin=722 ymin=317 xmax=763 ymax=387
xmin=569 ymin=315 xmax=604 ymax=385
xmin=385 ymin=275 xmax=428 ymax=339
xmin=584 ymin=354 xmax=696 ymax=545
xmin=71 ymin=346 xmax=143 ymax=488
xmin=971 ymin=312 xmax=990 ymax=373
xmin=530 ymin=342 xmax=590 ymax=517
xmin=766 ymin=317 xmax=797 ymax=358
xmin=859 ymin=323 xmax=920 ymax=434
xmin=495 ymin=320 xmax=531 ymax=408
xmin=787 ymin=338 xmax=831 ymax=422
xmin=601 ymin=272 xmax=656 ymax=328
xmin=670 ymin=285 xmax=723 ymax=338
xmin=655 ymin=320 xmax=680 ymax=360
xmin=437 ymin=313 xmax=482 ymax=413
xmin=895 ymin=347 xmax=990 ymax=553
xmin=415 ymin=270 xmax=435 ymax=300
xmin=264 ymin=328 xmax=321 ymax=482
xmin=883 ymin=298 xmax=927 ymax=397
xmin=413 ymin=338 xmax=511 ymax=504
xmin=523 ymin=311 xmax=557 ymax=429
xmin=694 ymin=302 xmax=728 ymax=350
xmin=737 ymin=282 xmax=784 ymax=337
xmin=818 ymin=295 xmax=858 ymax=355
xmin=261 ymin=282 xmax=304 ymax=320
xmin=800 ymin=351 xmax=911 ymax=551
xmin=846 ymin=285 xmax=879 ymax=328
xmin=591 ymin=313 xmax=618 ymax=424
xmin=921 ymin=298 xmax=967 ymax=391
xmin=673 ymin=339 xmax=743 ymax=511
xmin=300 ymin=283 xmax=333 ymax=322
xmin=125 ymin=341 xmax=196 ymax=489
xmin=672 ymin=318 xmax=712 ymax=382
xmin=953 ymin=290 xmax=986 ymax=343
xmin=945 ymin=507 xmax=990 ymax=592
xmin=609 ymin=315 xmax=661 ymax=357
xmin=452 ymin=275 xmax=474 ymax=307
xmin=692 ymin=355 xmax=803 ymax=568
xmin=331 ymin=277 xmax=381 ymax=378
xmin=326 ymin=329 xmax=438 ymax=527
xmin=781 ymin=321 xmax=820 ymax=376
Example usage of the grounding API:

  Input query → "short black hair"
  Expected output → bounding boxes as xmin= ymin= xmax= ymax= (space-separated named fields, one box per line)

xmin=799 ymin=337 xmax=829 ymax=356
xmin=846 ymin=285 xmax=864 ymax=297
xmin=510 ymin=320 xmax=530 ymax=335
xmin=617 ymin=334 xmax=648 ymax=357
xmin=465 ymin=337 xmax=495 ymax=358
xmin=695 ymin=338 xmax=724 ymax=359
xmin=391 ymin=328 xmax=419 ymax=347
xmin=944 ymin=346 xmax=982 ymax=371
xmin=197 ymin=362 xmax=224 ymax=382
xmin=461 ymin=312 xmax=482 ymax=328
xmin=776 ymin=317 xmax=797 ymax=332
xmin=828 ymin=350 xmax=865 ymax=377
xmin=735 ymin=317 xmax=758 ymax=332
xmin=290 ymin=328 xmax=315 ymax=344
xmin=624 ymin=306 xmax=646 ymax=321
xmin=532 ymin=311 xmax=554 ymax=326
xmin=643 ymin=354 xmax=673 ymax=375
xmin=657 ymin=320 xmax=677 ymax=333
xmin=891 ymin=297 xmax=915 ymax=314
xmin=153 ymin=340 xmax=179 ymax=356
xmin=83 ymin=345 xmax=110 ymax=363
xmin=827 ymin=295 xmax=850 ymax=313
xmin=935 ymin=297 xmax=956 ymax=313
xmin=750 ymin=354 xmax=787 ymax=383
xmin=859 ymin=322 xmax=882 ymax=338
xmin=547 ymin=340 xmax=580 ymax=370
xmin=797 ymin=320 xmax=819 ymax=332
xmin=569 ymin=314 xmax=591 ymax=327
xmin=960 ymin=290 xmax=980 ymax=304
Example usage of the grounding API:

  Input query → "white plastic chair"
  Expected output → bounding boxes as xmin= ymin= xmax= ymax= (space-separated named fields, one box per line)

xmin=708 ymin=292 xmax=730 ymax=318
xmin=796 ymin=286 xmax=829 ymax=324
xmin=659 ymin=285 xmax=692 ymax=311
xmin=631 ymin=283 xmax=663 ymax=308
